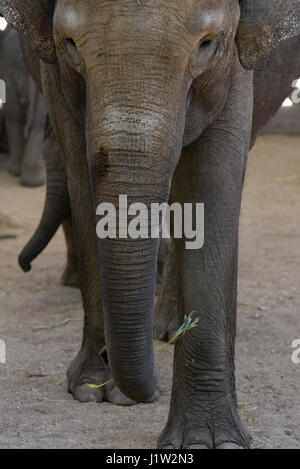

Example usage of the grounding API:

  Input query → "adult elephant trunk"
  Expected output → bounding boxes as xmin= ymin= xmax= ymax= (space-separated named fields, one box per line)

xmin=19 ymin=128 xmax=70 ymax=272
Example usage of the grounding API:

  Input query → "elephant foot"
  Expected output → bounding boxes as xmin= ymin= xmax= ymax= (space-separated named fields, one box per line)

xmin=21 ymin=164 xmax=46 ymax=187
xmin=157 ymin=396 xmax=251 ymax=449
xmin=67 ymin=346 xmax=152 ymax=406
xmin=72 ymin=382 xmax=137 ymax=406
xmin=8 ymin=158 xmax=22 ymax=177
xmin=61 ymin=260 xmax=80 ymax=288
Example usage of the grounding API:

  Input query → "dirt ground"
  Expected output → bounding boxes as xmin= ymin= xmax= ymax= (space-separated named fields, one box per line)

xmin=0 ymin=135 xmax=299 ymax=449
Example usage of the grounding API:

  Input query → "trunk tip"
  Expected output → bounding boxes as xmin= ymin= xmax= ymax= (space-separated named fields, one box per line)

xmin=112 ymin=363 xmax=159 ymax=404
xmin=18 ymin=252 xmax=32 ymax=272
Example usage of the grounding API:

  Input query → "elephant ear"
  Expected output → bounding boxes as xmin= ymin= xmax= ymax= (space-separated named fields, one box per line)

xmin=237 ymin=0 xmax=300 ymax=69
xmin=0 ymin=0 xmax=56 ymax=63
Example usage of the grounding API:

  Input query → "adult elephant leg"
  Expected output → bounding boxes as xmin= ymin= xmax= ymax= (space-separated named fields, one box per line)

xmin=3 ymin=39 xmax=27 ymax=177
xmin=5 ymin=114 xmax=26 ymax=177
xmin=158 ymin=63 xmax=253 ymax=450
xmin=21 ymin=77 xmax=46 ymax=187
xmin=65 ymin=178 xmax=108 ymax=403
xmin=60 ymin=217 xmax=80 ymax=288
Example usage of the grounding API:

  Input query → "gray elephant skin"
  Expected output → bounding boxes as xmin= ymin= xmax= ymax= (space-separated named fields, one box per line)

xmin=1 ymin=0 xmax=300 ymax=449
xmin=0 ymin=24 xmax=46 ymax=186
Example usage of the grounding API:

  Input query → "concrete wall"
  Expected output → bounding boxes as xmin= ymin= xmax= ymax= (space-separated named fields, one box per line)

xmin=262 ymin=104 xmax=300 ymax=135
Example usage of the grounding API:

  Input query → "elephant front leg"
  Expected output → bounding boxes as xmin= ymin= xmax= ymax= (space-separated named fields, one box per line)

xmin=67 ymin=264 xmax=134 ymax=406
xmin=60 ymin=217 xmax=80 ymax=288
xmin=66 ymin=183 xmax=136 ymax=406
xmin=159 ymin=75 xmax=253 ymax=448
xmin=158 ymin=237 xmax=251 ymax=448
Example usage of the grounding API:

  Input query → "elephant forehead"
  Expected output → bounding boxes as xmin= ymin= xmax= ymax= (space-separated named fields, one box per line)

xmin=189 ymin=0 xmax=233 ymax=29
xmin=54 ymin=0 xmax=88 ymax=33
xmin=54 ymin=0 xmax=234 ymax=37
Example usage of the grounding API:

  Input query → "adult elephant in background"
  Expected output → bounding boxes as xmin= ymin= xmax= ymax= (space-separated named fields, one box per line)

xmin=2 ymin=0 xmax=300 ymax=449
xmin=0 ymin=107 xmax=8 ymax=152
xmin=0 ymin=24 xmax=46 ymax=186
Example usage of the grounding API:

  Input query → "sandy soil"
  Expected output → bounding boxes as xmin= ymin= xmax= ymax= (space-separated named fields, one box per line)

xmin=0 ymin=135 xmax=299 ymax=449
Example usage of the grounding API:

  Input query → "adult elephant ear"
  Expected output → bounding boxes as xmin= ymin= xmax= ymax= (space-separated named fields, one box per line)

xmin=237 ymin=0 xmax=300 ymax=69
xmin=0 ymin=0 xmax=56 ymax=63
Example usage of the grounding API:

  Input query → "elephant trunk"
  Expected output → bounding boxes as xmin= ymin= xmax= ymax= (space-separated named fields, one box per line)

xmin=100 ymin=235 xmax=160 ymax=402
xmin=86 ymin=55 xmax=186 ymax=401
xmin=89 ymin=150 xmax=177 ymax=402
xmin=19 ymin=130 xmax=70 ymax=272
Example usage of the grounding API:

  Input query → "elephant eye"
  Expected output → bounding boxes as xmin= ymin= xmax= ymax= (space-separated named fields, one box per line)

xmin=65 ymin=38 xmax=82 ymax=71
xmin=66 ymin=38 xmax=76 ymax=48
xmin=188 ymin=35 xmax=219 ymax=79
xmin=66 ymin=38 xmax=78 ymax=57
xmin=199 ymin=38 xmax=213 ymax=49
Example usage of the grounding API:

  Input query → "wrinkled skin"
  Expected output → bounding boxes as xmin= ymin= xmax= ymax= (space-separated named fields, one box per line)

xmin=2 ymin=0 xmax=300 ymax=449
xmin=0 ymin=26 xmax=46 ymax=186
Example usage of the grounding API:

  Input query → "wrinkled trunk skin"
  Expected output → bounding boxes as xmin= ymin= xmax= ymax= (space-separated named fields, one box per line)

xmin=89 ymin=145 xmax=178 ymax=403
xmin=85 ymin=59 xmax=188 ymax=401
xmin=19 ymin=127 xmax=70 ymax=272
xmin=100 ymin=236 xmax=160 ymax=401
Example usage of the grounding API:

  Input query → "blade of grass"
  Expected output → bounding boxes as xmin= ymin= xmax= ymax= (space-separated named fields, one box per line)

xmin=86 ymin=312 xmax=199 ymax=390
xmin=0 ymin=233 xmax=16 ymax=239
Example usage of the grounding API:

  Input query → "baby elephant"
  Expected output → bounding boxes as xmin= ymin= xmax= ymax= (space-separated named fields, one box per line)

xmin=0 ymin=23 xmax=46 ymax=186
xmin=2 ymin=0 xmax=300 ymax=450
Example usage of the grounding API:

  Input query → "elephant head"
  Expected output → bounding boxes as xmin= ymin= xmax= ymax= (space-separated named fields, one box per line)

xmin=1 ymin=0 xmax=299 ymax=402
xmin=1 ymin=1 xmax=299 ymax=67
